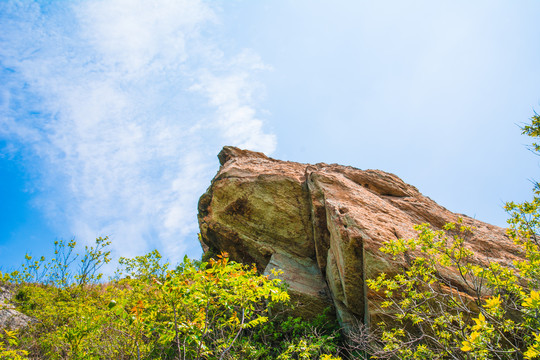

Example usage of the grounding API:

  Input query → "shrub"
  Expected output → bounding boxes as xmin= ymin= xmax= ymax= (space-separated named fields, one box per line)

xmin=1 ymin=242 xmax=343 ymax=359
xmin=352 ymin=113 xmax=540 ymax=359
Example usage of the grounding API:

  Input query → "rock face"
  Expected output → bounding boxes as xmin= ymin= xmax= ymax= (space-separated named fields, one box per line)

xmin=198 ymin=147 xmax=523 ymax=326
xmin=0 ymin=285 xmax=35 ymax=330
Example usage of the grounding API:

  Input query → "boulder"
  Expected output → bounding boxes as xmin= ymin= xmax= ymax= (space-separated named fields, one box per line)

xmin=0 ymin=285 xmax=35 ymax=330
xmin=198 ymin=147 xmax=523 ymax=327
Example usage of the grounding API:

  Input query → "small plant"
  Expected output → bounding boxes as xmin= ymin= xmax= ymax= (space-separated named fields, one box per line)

xmin=0 ymin=330 xmax=29 ymax=360
xmin=8 ymin=237 xmax=111 ymax=288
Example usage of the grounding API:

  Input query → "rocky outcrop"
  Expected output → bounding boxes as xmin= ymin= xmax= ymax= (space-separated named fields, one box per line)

xmin=0 ymin=285 xmax=35 ymax=330
xmin=198 ymin=147 xmax=523 ymax=326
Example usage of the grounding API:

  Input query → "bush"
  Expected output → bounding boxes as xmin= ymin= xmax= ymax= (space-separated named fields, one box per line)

xmin=349 ymin=113 xmax=540 ymax=360
xmin=1 ymin=242 xmax=342 ymax=359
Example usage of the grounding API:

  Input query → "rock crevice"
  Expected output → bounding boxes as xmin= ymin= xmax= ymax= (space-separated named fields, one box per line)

xmin=198 ymin=146 xmax=522 ymax=326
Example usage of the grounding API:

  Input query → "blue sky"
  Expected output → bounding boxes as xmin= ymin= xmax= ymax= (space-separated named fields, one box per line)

xmin=1 ymin=1 xmax=540 ymax=271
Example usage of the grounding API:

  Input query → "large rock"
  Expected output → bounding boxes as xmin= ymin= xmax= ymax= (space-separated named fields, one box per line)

xmin=0 ymin=285 xmax=35 ymax=330
xmin=198 ymin=147 xmax=523 ymax=327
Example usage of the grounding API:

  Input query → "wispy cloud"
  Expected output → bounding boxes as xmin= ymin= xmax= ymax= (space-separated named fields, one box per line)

xmin=0 ymin=0 xmax=275 ymax=261
xmin=192 ymin=50 xmax=276 ymax=152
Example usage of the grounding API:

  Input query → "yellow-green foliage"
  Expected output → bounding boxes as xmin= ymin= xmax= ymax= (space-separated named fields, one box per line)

xmin=2 ymin=245 xmax=341 ymax=360
xmin=0 ymin=329 xmax=29 ymax=360
xmin=4 ymin=252 xmax=289 ymax=359
xmin=361 ymin=113 xmax=540 ymax=360
xmin=366 ymin=221 xmax=529 ymax=359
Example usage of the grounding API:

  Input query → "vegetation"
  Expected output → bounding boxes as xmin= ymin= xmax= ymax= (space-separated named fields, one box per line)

xmin=0 ymin=241 xmax=342 ymax=359
xmin=345 ymin=113 xmax=540 ymax=359
xmin=1 ymin=114 xmax=540 ymax=359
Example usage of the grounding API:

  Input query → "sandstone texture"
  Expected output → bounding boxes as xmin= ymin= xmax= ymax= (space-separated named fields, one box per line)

xmin=198 ymin=146 xmax=523 ymax=326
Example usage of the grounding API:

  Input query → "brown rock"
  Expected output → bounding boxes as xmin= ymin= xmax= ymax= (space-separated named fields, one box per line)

xmin=198 ymin=146 xmax=523 ymax=327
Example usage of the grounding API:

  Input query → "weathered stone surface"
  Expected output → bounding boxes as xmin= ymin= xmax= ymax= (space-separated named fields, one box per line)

xmin=198 ymin=146 xmax=523 ymax=327
xmin=0 ymin=285 xmax=35 ymax=330
xmin=264 ymin=253 xmax=334 ymax=319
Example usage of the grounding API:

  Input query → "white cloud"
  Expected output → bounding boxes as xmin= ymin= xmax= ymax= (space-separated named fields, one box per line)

xmin=192 ymin=73 xmax=277 ymax=153
xmin=76 ymin=0 xmax=215 ymax=76
xmin=0 ymin=0 xmax=275 ymax=263
xmin=191 ymin=50 xmax=277 ymax=154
